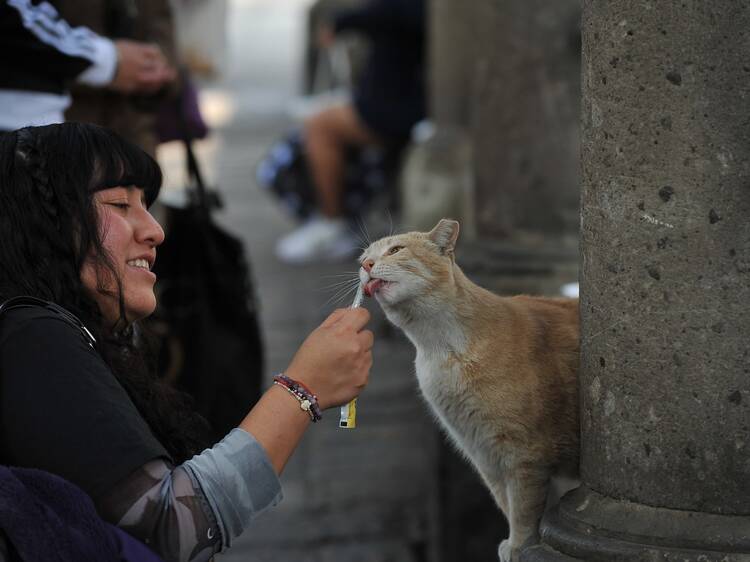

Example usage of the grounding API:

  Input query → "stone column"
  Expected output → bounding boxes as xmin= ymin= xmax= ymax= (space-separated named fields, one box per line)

xmin=402 ymin=0 xmax=581 ymax=253
xmin=525 ymin=2 xmax=750 ymax=560
xmin=454 ymin=0 xmax=581 ymax=299
xmin=470 ymin=0 xmax=580 ymax=242
xmin=399 ymin=0 xmax=475 ymax=236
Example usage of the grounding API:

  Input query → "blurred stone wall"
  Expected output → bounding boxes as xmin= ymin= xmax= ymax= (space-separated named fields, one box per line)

xmin=404 ymin=0 xmax=580 ymax=253
xmin=469 ymin=1 xmax=581 ymax=241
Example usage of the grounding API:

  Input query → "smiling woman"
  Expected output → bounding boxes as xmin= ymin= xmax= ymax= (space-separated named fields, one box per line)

xmin=0 ymin=123 xmax=374 ymax=561
xmin=81 ymin=186 xmax=165 ymax=326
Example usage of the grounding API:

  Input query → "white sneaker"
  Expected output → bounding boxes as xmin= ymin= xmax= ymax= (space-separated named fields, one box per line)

xmin=275 ymin=216 xmax=359 ymax=264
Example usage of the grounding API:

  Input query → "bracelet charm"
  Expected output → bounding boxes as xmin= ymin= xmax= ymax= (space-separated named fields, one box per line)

xmin=273 ymin=374 xmax=322 ymax=422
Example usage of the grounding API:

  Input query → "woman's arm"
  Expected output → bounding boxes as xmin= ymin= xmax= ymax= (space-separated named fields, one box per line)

xmin=97 ymin=428 xmax=281 ymax=562
xmin=97 ymin=308 xmax=373 ymax=561
xmin=97 ymin=458 xmax=223 ymax=561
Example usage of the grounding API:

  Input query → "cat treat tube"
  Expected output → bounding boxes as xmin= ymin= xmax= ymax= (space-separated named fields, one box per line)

xmin=339 ymin=284 xmax=364 ymax=429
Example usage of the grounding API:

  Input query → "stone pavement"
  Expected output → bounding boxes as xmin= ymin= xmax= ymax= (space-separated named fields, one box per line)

xmin=158 ymin=1 xmax=444 ymax=560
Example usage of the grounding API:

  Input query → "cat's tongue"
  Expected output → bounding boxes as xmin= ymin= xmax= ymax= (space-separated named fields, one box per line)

xmin=364 ymin=278 xmax=384 ymax=297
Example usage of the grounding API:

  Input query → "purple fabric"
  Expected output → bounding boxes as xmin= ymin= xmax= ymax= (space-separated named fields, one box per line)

xmin=155 ymin=75 xmax=209 ymax=143
xmin=111 ymin=527 xmax=165 ymax=562
xmin=0 ymin=465 xmax=162 ymax=562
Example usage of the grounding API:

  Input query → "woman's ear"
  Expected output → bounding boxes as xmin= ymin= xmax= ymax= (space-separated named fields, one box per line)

xmin=428 ymin=219 xmax=460 ymax=255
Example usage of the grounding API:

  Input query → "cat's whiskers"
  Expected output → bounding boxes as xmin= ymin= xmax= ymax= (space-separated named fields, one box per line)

xmin=360 ymin=216 xmax=372 ymax=247
xmin=385 ymin=208 xmax=395 ymax=238
xmin=316 ymin=271 xmax=362 ymax=285
xmin=351 ymin=217 xmax=371 ymax=249
xmin=320 ymin=289 xmax=360 ymax=311
xmin=316 ymin=277 xmax=362 ymax=292
xmin=319 ymin=270 xmax=361 ymax=278
xmin=321 ymin=286 xmax=361 ymax=310
xmin=319 ymin=276 xmax=362 ymax=310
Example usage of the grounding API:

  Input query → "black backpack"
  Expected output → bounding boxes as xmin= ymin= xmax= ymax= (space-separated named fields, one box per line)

xmin=149 ymin=141 xmax=264 ymax=441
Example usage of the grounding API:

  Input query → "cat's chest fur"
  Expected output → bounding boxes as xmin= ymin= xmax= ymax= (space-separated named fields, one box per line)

xmin=414 ymin=346 xmax=512 ymax=471
xmin=414 ymin=348 xmax=463 ymax=409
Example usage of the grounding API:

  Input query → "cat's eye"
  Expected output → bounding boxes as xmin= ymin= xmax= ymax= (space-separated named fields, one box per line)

xmin=387 ymin=245 xmax=404 ymax=256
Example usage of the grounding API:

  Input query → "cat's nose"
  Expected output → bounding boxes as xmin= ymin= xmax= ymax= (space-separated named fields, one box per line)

xmin=362 ymin=259 xmax=375 ymax=272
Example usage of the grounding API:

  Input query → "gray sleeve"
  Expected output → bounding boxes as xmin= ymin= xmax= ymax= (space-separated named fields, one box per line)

xmin=183 ymin=428 xmax=283 ymax=550
xmin=97 ymin=428 xmax=283 ymax=561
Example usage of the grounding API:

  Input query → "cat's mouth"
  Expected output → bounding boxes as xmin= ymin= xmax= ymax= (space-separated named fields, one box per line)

xmin=364 ymin=278 xmax=392 ymax=297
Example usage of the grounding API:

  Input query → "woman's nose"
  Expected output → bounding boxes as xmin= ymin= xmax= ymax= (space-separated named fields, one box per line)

xmin=138 ymin=210 xmax=165 ymax=246
xmin=362 ymin=259 xmax=375 ymax=272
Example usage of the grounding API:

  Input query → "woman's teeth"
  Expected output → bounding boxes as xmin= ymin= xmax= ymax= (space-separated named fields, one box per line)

xmin=127 ymin=258 xmax=150 ymax=270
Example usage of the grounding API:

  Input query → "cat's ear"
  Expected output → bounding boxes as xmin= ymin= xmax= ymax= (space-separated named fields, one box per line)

xmin=428 ymin=219 xmax=460 ymax=255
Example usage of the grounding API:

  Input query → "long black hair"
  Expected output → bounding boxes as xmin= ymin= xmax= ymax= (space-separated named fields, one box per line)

xmin=0 ymin=123 xmax=211 ymax=463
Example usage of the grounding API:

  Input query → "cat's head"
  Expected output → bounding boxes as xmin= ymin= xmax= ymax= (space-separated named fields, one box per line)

xmin=358 ymin=219 xmax=460 ymax=308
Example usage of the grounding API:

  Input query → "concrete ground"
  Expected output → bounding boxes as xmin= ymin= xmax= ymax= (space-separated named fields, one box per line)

xmin=158 ymin=1 xmax=442 ymax=560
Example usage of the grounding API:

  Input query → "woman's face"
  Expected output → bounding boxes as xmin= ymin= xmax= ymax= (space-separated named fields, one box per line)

xmin=80 ymin=186 xmax=165 ymax=326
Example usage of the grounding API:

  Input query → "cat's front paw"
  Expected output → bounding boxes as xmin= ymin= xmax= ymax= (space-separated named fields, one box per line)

xmin=498 ymin=539 xmax=514 ymax=562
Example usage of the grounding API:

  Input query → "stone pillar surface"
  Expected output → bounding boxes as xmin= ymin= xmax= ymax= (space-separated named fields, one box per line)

xmin=470 ymin=0 xmax=580 ymax=241
xmin=580 ymin=1 xmax=750 ymax=512
xmin=430 ymin=0 xmax=473 ymax=128
xmin=399 ymin=0 xmax=476 ymax=237
xmin=526 ymin=2 xmax=750 ymax=559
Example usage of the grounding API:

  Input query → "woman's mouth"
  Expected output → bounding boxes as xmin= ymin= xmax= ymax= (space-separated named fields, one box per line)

xmin=127 ymin=258 xmax=151 ymax=271
xmin=126 ymin=258 xmax=156 ymax=279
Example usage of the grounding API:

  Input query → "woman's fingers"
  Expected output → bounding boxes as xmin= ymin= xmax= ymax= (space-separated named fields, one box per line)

xmin=285 ymin=307 xmax=374 ymax=409
xmin=357 ymin=329 xmax=374 ymax=352
xmin=333 ymin=307 xmax=370 ymax=332
xmin=320 ymin=308 xmax=348 ymax=327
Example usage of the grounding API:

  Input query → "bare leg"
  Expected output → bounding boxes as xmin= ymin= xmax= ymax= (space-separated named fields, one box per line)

xmin=303 ymin=103 xmax=380 ymax=218
xmin=498 ymin=468 xmax=550 ymax=562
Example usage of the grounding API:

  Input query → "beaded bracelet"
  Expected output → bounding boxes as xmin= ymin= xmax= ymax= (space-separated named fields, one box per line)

xmin=273 ymin=373 xmax=323 ymax=422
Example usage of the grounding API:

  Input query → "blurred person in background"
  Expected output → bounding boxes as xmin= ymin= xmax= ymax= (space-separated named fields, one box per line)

xmin=276 ymin=0 xmax=426 ymax=264
xmin=57 ymin=0 xmax=178 ymax=156
xmin=0 ymin=0 xmax=174 ymax=133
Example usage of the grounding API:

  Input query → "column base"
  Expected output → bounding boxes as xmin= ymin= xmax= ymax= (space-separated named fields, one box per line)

xmin=519 ymin=486 xmax=750 ymax=562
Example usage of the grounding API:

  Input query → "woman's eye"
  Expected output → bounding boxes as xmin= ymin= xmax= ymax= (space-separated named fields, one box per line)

xmin=109 ymin=203 xmax=130 ymax=210
xmin=388 ymin=246 xmax=403 ymax=255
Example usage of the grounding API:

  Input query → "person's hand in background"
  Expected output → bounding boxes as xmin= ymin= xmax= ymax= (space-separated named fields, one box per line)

xmin=110 ymin=40 xmax=176 ymax=94
xmin=316 ymin=23 xmax=336 ymax=49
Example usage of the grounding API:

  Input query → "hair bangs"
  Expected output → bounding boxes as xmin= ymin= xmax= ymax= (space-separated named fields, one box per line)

xmin=77 ymin=124 xmax=162 ymax=206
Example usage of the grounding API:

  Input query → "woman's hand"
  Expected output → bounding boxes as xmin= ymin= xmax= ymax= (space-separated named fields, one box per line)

xmin=284 ymin=308 xmax=373 ymax=410
xmin=240 ymin=308 xmax=372 ymax=474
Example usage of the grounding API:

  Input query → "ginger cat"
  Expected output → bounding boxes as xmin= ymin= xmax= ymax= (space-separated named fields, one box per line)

xmin=359 ymin=219 xmax=580 ymax=562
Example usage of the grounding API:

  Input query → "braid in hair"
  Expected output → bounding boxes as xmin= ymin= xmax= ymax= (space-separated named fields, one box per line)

xmin=16 ymin=129 xmax=79 ymax=301
xmin=16 ymin=129 xmax=61 ymax=234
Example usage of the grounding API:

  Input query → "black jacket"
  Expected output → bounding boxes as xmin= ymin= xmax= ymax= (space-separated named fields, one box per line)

xmin=0 ymin=0 xmax=103 ymax=95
